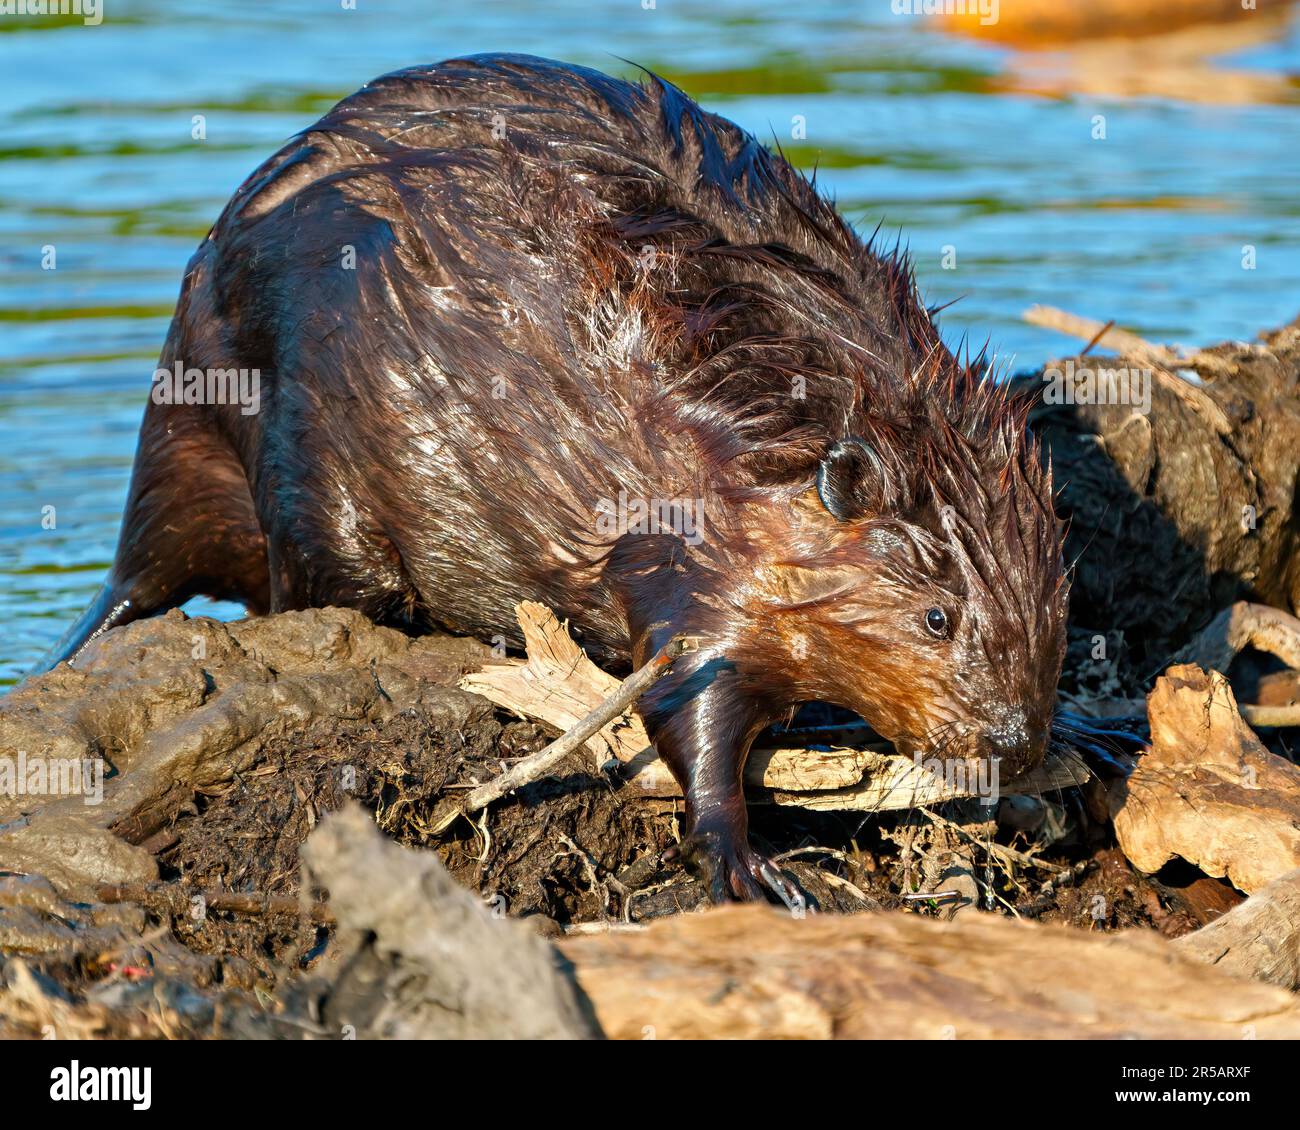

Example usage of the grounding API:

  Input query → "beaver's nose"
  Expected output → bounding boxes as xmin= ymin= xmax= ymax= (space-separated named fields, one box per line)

xmin=983 ymin=710 xmax=1044 ymax=777
xmin=985 ymin=732 xmax=1030 ymax=771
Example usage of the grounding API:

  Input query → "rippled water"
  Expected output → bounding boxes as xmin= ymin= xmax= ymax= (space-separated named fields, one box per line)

xmin=2 ymin=0 xmax=1299 ymax=684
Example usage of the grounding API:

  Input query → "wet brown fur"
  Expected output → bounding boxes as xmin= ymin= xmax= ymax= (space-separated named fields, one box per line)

xmin=46 ymin=55 xmax=1068 ymax=901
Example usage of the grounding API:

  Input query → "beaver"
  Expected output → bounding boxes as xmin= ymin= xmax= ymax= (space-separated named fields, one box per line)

xmin=42 ymin=54 xmax=1069 ymax=902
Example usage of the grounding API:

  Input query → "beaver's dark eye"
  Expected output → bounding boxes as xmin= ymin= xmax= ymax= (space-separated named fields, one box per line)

xmin=924 ymin=607 xmax=949 ymax=638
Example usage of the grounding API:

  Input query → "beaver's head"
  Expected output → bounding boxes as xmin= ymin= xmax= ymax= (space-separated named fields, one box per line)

xmin=764 ymin=397 xmax=1068 ymax=781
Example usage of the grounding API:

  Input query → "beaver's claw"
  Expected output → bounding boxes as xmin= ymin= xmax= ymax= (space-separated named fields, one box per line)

xmin=675 ymin=830 xmax=812 ymax=912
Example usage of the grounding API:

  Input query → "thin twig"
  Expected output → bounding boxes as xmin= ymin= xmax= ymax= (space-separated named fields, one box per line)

xmin=1024 ymin=303 xmax=1236 ymax=433
xmin=96 ymin=882 xmax=333 ymax=924
xmin=428 ymin=634 xmax=696 ymax=834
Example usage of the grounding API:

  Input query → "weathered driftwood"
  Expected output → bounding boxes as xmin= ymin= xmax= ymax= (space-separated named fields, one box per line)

xmin=458 ymin=602 xmax=1089 ymax=812
xmin=301 ymin=803 xmax=599 ymax=1040
xmin=1173 ymin=600 xmax=1300 ymax=727
xmin=1110 ymin=664 xmax=1300 ymax=894
xmin=562 ymin=905 xmax=1300 ymax=1040
xmin=1175 ymin=867 xmax=1300 ymax=991
xmin=297 ymin=805 xmax=1300 ymax=1040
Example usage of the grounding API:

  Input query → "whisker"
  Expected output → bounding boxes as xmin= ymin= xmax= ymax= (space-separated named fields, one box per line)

xmin=1050 ymin=708 xmax=1145 ymax=774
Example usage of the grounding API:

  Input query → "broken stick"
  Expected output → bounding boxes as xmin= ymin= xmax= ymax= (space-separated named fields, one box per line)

xmin=96 ymin=882 xmax=334 ymax=924
xmin=429 ymin=632 xmax=695 ymax=834
xmin=1024 ymin=304 xmax=1185 ymax=369
xmin=1022 ymin=303 xmax=1236 ymax=432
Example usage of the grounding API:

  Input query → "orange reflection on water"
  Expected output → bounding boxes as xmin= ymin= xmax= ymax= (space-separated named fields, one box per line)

xmin=935 ymin=0 xmax=1299 ymax=105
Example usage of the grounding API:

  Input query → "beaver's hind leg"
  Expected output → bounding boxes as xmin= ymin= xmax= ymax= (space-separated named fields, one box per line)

xmin=36 ymin=408 xmax=269 ymax=672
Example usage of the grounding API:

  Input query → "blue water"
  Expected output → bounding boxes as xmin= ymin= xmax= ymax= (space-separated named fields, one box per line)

xmin=2 ymin=0 xmax=1298 ymax=683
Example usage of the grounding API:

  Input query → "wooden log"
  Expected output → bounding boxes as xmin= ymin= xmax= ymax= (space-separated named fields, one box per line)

xmin=936 ymin=0 xmax=1258 ymax=47
xmin=1175 ymin=867 xmax=1300 ymax=991
xmin=561 ymin=904 xmax=1300 ymax=1039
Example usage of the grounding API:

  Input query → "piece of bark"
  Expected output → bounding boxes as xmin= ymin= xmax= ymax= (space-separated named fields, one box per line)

xmin=1110 ymin=664 xmax=1300 ymax=893
xmin=1174 ymin=867 xmax=1300 ymax=990
xmin=460 ymin=602 xmax=1090 ymax=811
xmin=561 ymin=902 xmax=1300 ymax=1039
xmin=301 ymin=803 xmax=599 ymax=1040
xmin=1158 ymin=872 xmax=1245 ymax=930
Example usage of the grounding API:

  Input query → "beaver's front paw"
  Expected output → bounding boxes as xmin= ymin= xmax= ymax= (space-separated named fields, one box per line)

xmin=675 ymin=828 xmax=811 ymax=911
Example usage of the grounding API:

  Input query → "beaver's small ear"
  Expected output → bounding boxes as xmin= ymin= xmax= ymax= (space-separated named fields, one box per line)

xmin=816 ymin=437 xmax=884 ymax=522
